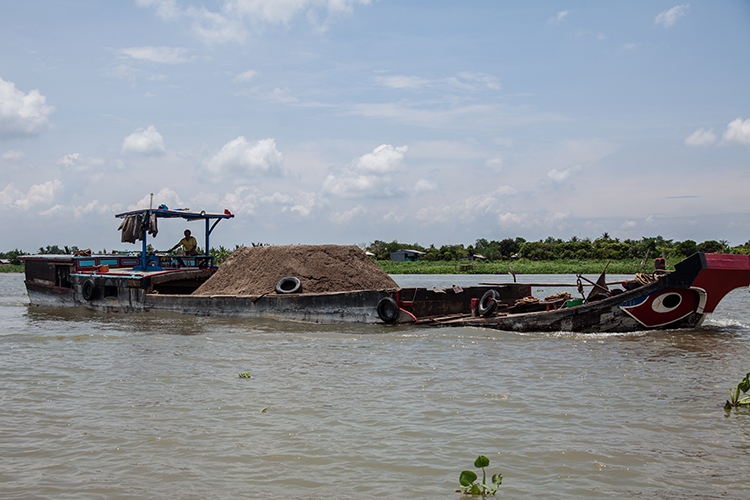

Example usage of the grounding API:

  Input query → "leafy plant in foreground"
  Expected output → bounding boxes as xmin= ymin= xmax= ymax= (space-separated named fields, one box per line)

xmin=457 ymin=455 xmax=502 ymax=496
xmin=724 ymin=372 xmax=750 ymax=410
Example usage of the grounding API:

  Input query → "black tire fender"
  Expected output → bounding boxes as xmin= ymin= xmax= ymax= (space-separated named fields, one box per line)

xmin=478 ymin=289 xmax=500 ymax=317
xmin=81 ymin=279 xmax=97 ymax=301
xmin=377 ymin=296 xmax=400 ymax=324
xmin=275 ymin=276 xmax=302 ymax=294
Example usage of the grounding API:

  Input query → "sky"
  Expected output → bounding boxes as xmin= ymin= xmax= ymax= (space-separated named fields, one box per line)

xmin=1 ymin=1 xmax=749 ymax=253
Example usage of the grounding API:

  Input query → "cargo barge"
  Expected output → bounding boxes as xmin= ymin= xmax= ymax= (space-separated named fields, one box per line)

xmin=19 ymin=208 xmax=750 ymax=332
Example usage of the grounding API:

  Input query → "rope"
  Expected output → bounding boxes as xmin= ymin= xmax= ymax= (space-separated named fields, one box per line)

xmin=635 ymin=273 xmax=657 ymax=286
xmin=544 ymin=291 xmax=571 ymax=302
xmin=514 ymin=296 xmax=540 ymax=306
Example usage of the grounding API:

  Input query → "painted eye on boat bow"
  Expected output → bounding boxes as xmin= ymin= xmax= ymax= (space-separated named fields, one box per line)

xmin=620 ymin=287 xmax=700 ymax=328
xmin=650 ymin=292 xmax=682 ymax=313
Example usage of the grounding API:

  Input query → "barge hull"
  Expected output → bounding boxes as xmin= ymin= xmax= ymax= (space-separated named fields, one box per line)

xmin=146 ymin=290 xmax=393 ymax=323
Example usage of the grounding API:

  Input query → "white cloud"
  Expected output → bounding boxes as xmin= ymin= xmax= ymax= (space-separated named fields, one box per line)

xmin=352 ymin=144 xmax=407 ymax=174
xmin=376 ymin=75 xmax=429 ymax=89
xmin=135 ymin=0 xmax=180 ymax=19
xmin=0 ymin=184 xmax=21 ymax=206
xmin=722 ymin=118 xmax=750 ymax=145
xmin=289 ymin=191 xmax=317 ymax=217
xmin=548 ymin=10 xmax=569 ymax=25
xmin=38 ymin=204 xmax=64 ymax=216
xmin=226 ymin=0 xmax=371 ymax=26
xmin=130 ymin=188 xmax=186 ymax=211
xmin=234 ymin=70 xmax=257 ymax=83
xmin=322 ymin=144 xmax=408 ymax=198
xmin=121 ymin=125 xmax=166 ymax=156
xmin=269 ymin=88 xmax=299 ymax=104
xmin=376 ymin=72 xmax=500 ymax=93
xmin=57 ymin=152 xmax=82 ymax=166
xmin=485 ymin=157 xmax=503 ymax=171
xmin=547 ymin=164 xmax=582 ymax=182
xmin=414 ymin=179 xmax=437 ymax=194
xmin=0 ymin=76 xmax=54 ymax=137
xmin=497 ymin=212 xmax=527 ymax=226
xmin=187 ymin=6 xmax=248 ymax=44
xmin=118 ymin=46 xmax=191 ymax=64
xmin=1 ymin=180 xmax=63 ymax=210
xmin=139 ymin=0 xmax=372 ymax=43
xmin=654 ymin=4 xmax=689 ymax=28
xmin=2 ymin=150 xmax=25 ymax=161
xmin=212 ymin=185 xmax=316 ymax=217
xmin=623 ymin=42 xmax=637 ymax=50
xmin=684 ymin=128 xmax=716 ymax=147
xmin=73 ymin=200 xmax=112 ymax=218
xmin=329 ymin=204 xmax=366 ymax=224
xmin=415 ymin=186 xmax=517 ymax=225
xmin=205 ymin=137 xmax=284 ymax=178
xmin=221 ymin=186 xmax=257 ymax=215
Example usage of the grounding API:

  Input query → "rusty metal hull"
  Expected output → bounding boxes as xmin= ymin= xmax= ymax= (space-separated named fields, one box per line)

xmin=429 ymin=283 xmax=706 ymax=333
xmin=20 ymin=252 xmax=750 ymax=332
xmin=145 ymin=290 xmax=393 ymax=323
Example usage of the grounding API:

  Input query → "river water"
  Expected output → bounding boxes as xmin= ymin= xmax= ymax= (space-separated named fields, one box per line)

xmin=1 ymin=272 xmax=749 ymax=499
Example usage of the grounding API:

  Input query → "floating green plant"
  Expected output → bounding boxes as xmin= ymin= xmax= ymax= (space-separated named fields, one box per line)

xmin=238 ymin=372 xmax=251 ymax=378
xmin=457 ymin=455 xmax=502 ymax=496
xmin=724 ymin=372 xmax=750 ymax=410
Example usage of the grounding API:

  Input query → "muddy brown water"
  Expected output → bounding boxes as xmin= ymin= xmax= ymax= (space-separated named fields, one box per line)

xmin=1 ymin=273 xmax=749 ymax=499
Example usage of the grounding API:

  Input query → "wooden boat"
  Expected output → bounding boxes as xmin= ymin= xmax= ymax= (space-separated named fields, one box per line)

xmin=381 ymin=252 xmax=750 ymax=333
xmin=18 ymin=208 xmax=750 ymax=331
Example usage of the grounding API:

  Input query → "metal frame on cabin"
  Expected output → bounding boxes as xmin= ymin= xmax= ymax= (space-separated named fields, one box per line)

xmin=114 ymin=209 xmax=234 ymax=271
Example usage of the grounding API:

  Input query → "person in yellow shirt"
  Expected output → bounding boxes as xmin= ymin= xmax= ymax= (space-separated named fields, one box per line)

xmin=170 ymin=229 xmax=199 ymax=255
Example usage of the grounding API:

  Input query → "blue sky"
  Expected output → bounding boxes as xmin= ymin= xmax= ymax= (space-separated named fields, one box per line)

xmin=1 ymin=1 xmax=749 ymax=252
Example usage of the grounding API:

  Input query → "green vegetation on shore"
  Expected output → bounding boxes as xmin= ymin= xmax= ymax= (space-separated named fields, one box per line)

xmin=376 ymin=258 xmax=663 ymax=275
xmin=366 ymin=235 xmax=750 ymax=262
xmin=0 ymin=264 xmax=24 ymax=273
xmin=4 ymin=234 xmax=749 ymax=275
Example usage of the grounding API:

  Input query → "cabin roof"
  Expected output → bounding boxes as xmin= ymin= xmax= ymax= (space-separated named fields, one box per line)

xmin=114 ymin=208 xmax=234 ymax=221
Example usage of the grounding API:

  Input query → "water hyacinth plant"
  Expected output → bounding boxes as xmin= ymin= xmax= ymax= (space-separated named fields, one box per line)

xmin=457 ymin=455 xmax=502 ymax=496
xmin=724 ymin=372 xmax=750 ymax=410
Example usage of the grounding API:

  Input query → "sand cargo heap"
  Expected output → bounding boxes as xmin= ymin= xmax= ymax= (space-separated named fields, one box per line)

xmin=140 ymin=244 xmax=400 ymax=323
xmin=193 ymin=244 xmax=399 ymax=296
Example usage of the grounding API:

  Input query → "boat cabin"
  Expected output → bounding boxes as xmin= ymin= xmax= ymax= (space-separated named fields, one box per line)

xmin=21 ymin=208 xmax=234 ymax=309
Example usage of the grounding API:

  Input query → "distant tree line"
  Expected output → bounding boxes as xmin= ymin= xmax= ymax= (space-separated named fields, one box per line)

xmin=0 ymin=246 xmax=82 ymax=265
xmin=366 ymin=235 xmax=750 ymax=262
xmin=3 ymin=235 xmax=750 ymax=265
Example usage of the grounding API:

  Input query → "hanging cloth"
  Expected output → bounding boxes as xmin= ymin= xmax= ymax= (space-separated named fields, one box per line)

xmin=118 ymin=215 xmax=138 ymax=243
xmin=148 ymin=212 xmax=158 ymax=237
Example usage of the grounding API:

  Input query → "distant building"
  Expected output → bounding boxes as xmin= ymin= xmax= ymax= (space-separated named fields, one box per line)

xmin=0 ymin=259 xmax=11 ymax=266
xmin=390 ymin=249 xmax=424 ymax=262
xmin=464 ymin=254 xmax=487 ymax=261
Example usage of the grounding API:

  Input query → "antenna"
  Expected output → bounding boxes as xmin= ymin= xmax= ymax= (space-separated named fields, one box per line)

xmin=149 ymin=193 xmax=154 ymax=209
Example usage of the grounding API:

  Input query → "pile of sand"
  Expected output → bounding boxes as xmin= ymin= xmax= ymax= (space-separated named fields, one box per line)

xmin=192 ymin=244 xmax=399 ymax=296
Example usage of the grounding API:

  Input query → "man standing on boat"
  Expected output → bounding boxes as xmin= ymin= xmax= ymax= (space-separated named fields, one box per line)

xmin=170 ymin=230 xmax=199 ymax=256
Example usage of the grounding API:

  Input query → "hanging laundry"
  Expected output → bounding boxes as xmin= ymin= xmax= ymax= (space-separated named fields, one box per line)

xmin=118 ymin=215 xmax=138 ymax=243
xmin=148 ymin=212 xmax=158 ymax=237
